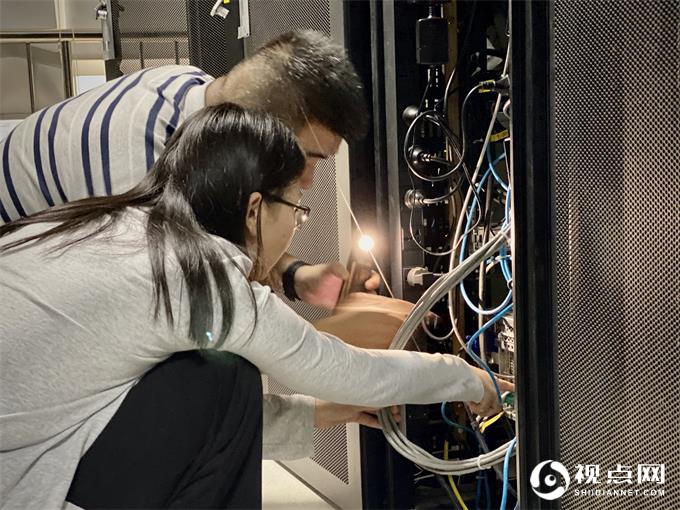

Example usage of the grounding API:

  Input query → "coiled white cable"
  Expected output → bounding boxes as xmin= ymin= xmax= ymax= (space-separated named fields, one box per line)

xmin=379 ymin=228 xmax=513 ymax=475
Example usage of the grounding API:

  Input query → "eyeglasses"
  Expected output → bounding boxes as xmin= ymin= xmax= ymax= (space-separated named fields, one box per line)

xmin=264 ymin=194 xmax=311 ymax=229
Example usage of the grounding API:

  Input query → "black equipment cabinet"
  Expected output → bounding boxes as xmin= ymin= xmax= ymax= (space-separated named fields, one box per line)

xmin=512 ymin=1 xmax=679 ymax=509
xmin=105 ymin=0 xmax=244 ymax=80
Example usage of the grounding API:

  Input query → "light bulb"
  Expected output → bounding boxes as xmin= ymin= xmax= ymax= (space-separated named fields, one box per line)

xmin=358 ymin=235 xmax=374 ymax=252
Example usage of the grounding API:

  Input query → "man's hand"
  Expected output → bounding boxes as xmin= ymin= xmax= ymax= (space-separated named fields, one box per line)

xmin=314 ymin=400 xmax=401 ymax=430
xmin=313 ymin=292 xmax=437 ymax=349
xmin=347 ymin=264 xmax=381 ymax=294
xmin=295 ymin=262 xmax=347 ymax=309
xmin=274 ymin=252 xmax=384 ymax=309
xmin=295 ymin=262 xmax=382 ymax=309
xmin=467 ymin=367 xmax=515 ymax=417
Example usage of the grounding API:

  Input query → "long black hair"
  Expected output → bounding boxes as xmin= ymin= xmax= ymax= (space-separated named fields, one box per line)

xmin=0 ymin=103 xmax=305 ymax=348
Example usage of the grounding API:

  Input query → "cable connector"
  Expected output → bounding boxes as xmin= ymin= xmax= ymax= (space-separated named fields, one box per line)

xmin=479 ymin=75 xmax=510 ymax=94
xmin=406 ymin=267 xmax=429 ymax=286
xmin=404 ymin=189 xmax=425 ymax=209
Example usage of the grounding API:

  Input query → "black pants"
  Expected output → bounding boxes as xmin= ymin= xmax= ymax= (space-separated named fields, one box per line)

xmin=66 ymin=351 xmax=263 ymax=509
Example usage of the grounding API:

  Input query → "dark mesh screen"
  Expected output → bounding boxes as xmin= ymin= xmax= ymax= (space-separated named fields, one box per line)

xmin=553 ymin=1 xmax=679 ymax=508
xmin=246 ymin=1 xmax=351 ymax=490
xmin=244 ymin=0 xmax=331 ymax=55
xmin=282 ymin=156 xmax=340 ymax=323
xmin=312 ymin=425 xmax=350 ymax=485
xmin=114 ymin=0 xmax=190 ymax=75
xmin=111 ymin=0 xmax=243 ymax=77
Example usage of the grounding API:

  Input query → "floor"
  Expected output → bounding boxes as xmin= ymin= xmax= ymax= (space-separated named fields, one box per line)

xmin=262 ymin=460 xmax=335 ymax=510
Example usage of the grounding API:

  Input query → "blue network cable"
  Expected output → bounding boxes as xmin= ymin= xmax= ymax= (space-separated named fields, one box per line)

xmin=500 ymin=184 xmax=513 ymax=282
xmin=500 ymin=437 xmax=518 ymax=510
xmin=462 ymin=152 xmax=504 ymax=224
xmin=440 ymin=402 xmax=474 ymax=434
xmin=486 ymin=147 xmax=509 ymax=191
xmin=465 ymin=303 xmax=514 ymax=403
xmin=483 ymin=470 xmax=492 ymax=509
xmin=499 ymin=245 xmax=512 ymax=282
xmin=503 ymin=183 xmax=512 ymax=228
xmin=459 ymin=167 xmax=513 ymax=315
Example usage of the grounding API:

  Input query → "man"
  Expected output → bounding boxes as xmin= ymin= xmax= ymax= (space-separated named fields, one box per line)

xmin=0 ymin=30 xmax=388 ymax=467
xmin=0 ymin=29 xmax=378 ymax=304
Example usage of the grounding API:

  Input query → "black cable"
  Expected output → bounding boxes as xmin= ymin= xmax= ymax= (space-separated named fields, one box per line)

xmin=418 ymin=80 xmax=431 ymax=111
xmin=464 ymin=405 xmax=518 ymax=499
xmin=457 ymin=84 xmax=483 ymax=171
xmin=436 ymin=474 xmax=466 ymax=510
xmin=403 ymin=104 xmax=487 ymax=240
xmin=403 ymin=86 xmax=480 ymax=183
xmin=403 ymin=112 xmax=449 ymax=182
xmin=460 ymin=162 xmax=484 ymax=222
xmin=476 ymin=173 xmax=495 ymax=356
xmin=420 ymin=176 xmax=464 ymax=205
xmin=443 ymin=0 xmax=478 ymax=115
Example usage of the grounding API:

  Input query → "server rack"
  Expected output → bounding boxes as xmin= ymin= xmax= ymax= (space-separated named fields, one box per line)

xmin=512 ymin=1 xmax=679 ymax=509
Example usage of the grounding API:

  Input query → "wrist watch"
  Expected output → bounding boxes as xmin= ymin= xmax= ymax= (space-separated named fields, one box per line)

xmin=282 ymin=260 xmax=310 ymax=301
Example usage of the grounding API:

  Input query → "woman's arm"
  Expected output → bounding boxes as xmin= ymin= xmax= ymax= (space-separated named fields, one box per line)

xmin=222 ymin=281 xmax=485 ymax=409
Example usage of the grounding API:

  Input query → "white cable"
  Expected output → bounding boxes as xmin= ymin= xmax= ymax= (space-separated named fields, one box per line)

xmin=298 ymin=46 xmax=516 ymax=475
xmin=420 ymin=319 xmax=453 ymax=341
xmin=447 ymin=40 xmax=512 ymax=339
xmin=379 ymin=229 xmax=514 ymax=475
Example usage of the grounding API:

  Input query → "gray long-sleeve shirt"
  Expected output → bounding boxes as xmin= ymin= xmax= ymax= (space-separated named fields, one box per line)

xmin=0 ymin=210 xmax=484 ymax=509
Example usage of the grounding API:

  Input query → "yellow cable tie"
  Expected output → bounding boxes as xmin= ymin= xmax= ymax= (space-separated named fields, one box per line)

xmin=490 ymin=129 xmax=509 ymax=142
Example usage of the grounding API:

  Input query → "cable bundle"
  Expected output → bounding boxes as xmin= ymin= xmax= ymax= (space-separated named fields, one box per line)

xmin=378 ymin=228 xmax=515 ymax=475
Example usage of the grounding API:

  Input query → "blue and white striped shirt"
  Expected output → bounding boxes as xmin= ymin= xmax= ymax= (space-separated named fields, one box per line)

xmin=0 ymin=65 xmax=213 ymax=225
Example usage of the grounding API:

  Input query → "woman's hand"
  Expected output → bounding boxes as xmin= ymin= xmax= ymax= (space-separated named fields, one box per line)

xmin=314 ymin=400 xmax=401 ymax=430
xmin=467 ymin=367 xmax=515 ymax=417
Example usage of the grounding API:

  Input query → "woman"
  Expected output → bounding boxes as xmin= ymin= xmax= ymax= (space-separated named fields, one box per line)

xmin=0 ymin=104 xmax=510 ymax=509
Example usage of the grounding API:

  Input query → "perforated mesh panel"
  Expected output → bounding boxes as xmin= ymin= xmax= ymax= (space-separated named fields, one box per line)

xmin=244 ymin=0 xmax=332 ymax=54
xmin=266 ymin=377 xmax=350 ymax=483
xmin=265 ymin=158 xmax=348 ymax=487
xmin=553 ymin=1 xmax=679 ymax=508
xmin=119 ymin=39 xmax=190 ymax=74
xmin=242 ymin=0 xmax=351 ymax=495
xmin=243 ymin=0 xmax=340 ymax=324
xmin=112 ymin=0 xmax=242 ymax=77
xmin=312 ymin=426 xmax=350 ymax=484
xmin=282 ymin=157 xmax=341 ymax=322
xmin=115 ymin=0 xmax=190 ymax=74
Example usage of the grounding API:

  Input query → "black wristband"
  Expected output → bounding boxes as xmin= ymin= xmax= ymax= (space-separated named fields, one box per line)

xmin=282 ymin=260 xmax=310 ymax=301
